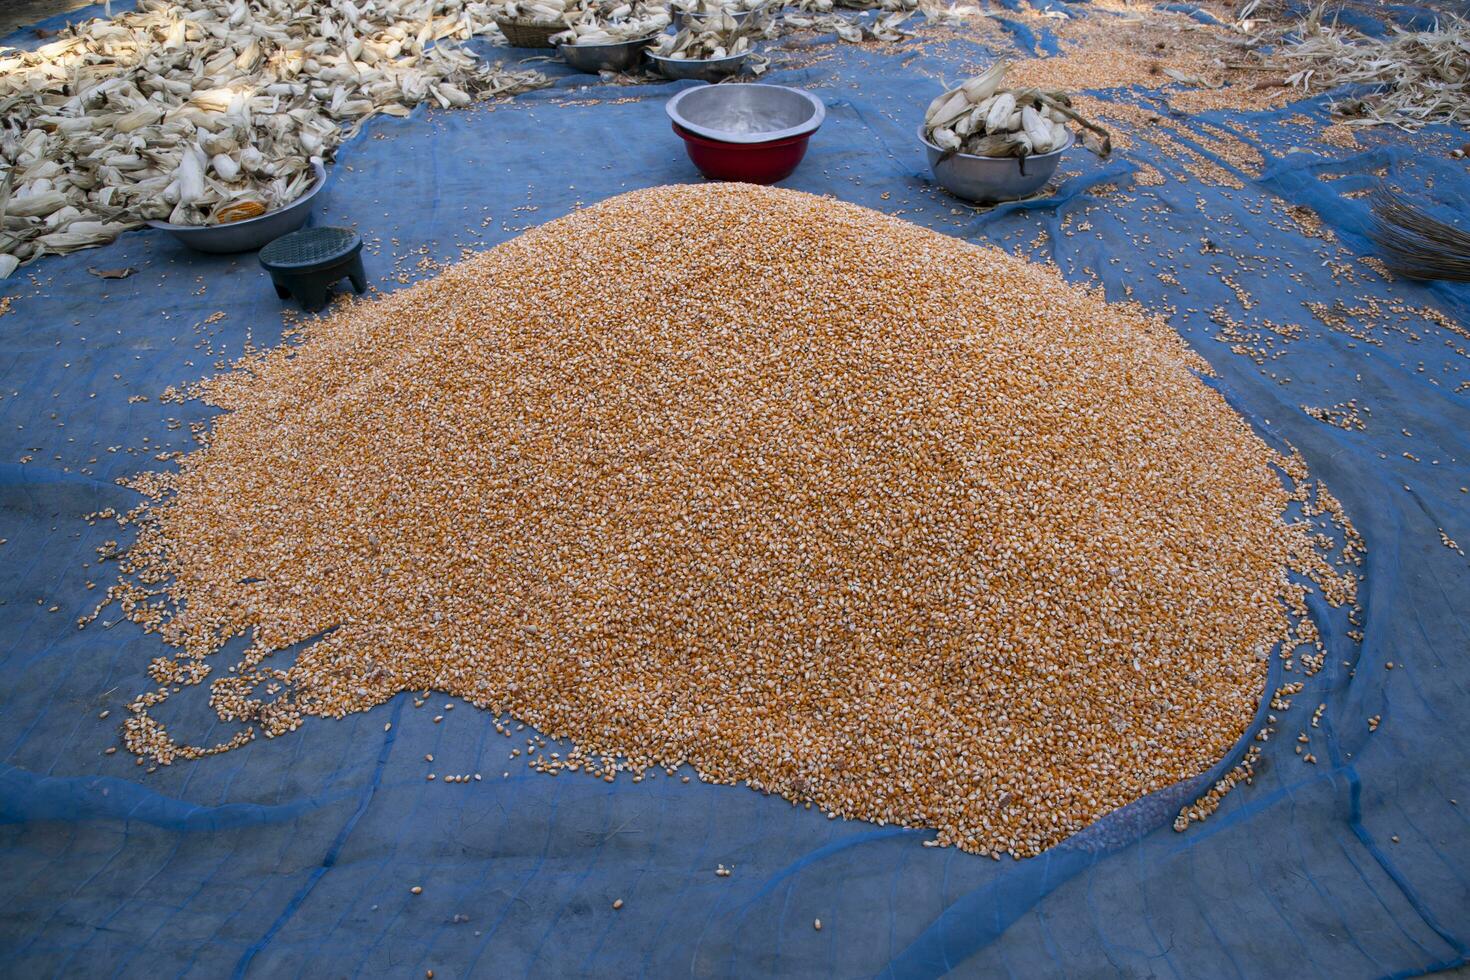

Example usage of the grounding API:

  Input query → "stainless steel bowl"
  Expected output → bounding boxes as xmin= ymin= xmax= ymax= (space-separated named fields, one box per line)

xmin=918 ymin=126 xmax=1073 ymax=204
xmin=147 ymin=160 xmax=328 ymax=254
xmin=557 ymin=34 xmax=658 ymax=73
xmin=647 ymin=50 xmax=748 ymax=81
xmin=666 ymin=82 xmax=824 ymax=143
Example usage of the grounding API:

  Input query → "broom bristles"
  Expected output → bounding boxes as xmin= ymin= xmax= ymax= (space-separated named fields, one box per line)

xmin=1368 ymin=188 xmax=1470 ymax=282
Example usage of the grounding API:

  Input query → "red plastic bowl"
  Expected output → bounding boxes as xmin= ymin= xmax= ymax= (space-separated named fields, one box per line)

xmin=672 ymin=122 xmax=813 ymax=185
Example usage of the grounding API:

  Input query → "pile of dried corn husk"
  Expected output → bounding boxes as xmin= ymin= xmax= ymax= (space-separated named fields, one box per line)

xmin=1278 ymin=6 xmax=1470 ymax=128
xmin=0 ymin=0 xmax=550 ymax=274
xmin=923 ymin=61 xmax=1112 ymax=158
xmin=550 ymin=0 xmax=670 ymax=43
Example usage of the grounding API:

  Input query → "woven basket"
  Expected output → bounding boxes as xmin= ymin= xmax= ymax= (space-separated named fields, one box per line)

xmin=495 ymin=15 xmax=565 ymax=48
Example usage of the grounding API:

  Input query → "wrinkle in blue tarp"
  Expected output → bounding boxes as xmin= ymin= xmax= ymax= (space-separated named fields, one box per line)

xmin=1 ymin=2 xmax=1468 ymax=977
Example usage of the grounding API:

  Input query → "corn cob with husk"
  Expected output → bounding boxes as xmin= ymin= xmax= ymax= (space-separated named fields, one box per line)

xmin=550 ymin=0 xmax=670 ymax=43
xmin=780 ymin=7 xmax=912 ymax=41
xmin=922 ymin=61 xmax=1112 ymax=160
xmin=649 ymin=6 xmax=764 ymax=59
xmin=672 ymin=0 xmax=769 ymax=14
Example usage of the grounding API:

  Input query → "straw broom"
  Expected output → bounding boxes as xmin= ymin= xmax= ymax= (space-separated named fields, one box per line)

xmin=1368 ymin=188 xmax=1470 ymax=282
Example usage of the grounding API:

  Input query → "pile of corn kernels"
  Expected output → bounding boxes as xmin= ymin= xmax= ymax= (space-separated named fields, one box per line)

xmin=112 ymin=183 xmax=1333 ymax=857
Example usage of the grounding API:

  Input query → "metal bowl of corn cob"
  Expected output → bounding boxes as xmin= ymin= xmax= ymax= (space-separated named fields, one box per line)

xmin=146 ymin=160 xmax=328 ymax=254
xmin=557 ymin=34 xmax=662 ymax=73
xmin=649 ymin=6 xmax=759 ymax=80
xmin=919 ymin=126 xmax=1073 ymax=204
xmin=647 ymin=49 xmax=749 ymax=81
xmin=918 ymin=60 xmax=1099 ymax=204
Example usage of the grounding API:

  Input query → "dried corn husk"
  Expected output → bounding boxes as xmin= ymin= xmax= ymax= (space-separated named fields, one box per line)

xmin=551 ymin=0 xmax=670 ymax=43
xmin=789 ymin=0 xmax=915 ymax=12
xmin=0 ymin=0 xmax=552 ymax=266
xmin=672 ymin=0 xmax=767 ymax=14
xmin=7 ymin=191 xmax=71 ymax=219
xmin=922 ymin=62 xmax=1110 ymax=159
xmin=1277 ymin=6 xmax=1470 ymax=128
xmin=650 ymin=8 xmax=763 ymax=59
xmin=499 ymin=0 xmax=573 ymax=20
xmin=822 ymin=8 xmax=912 ymax=41
xmin=781 ymin=0 xmax=916 ymax=43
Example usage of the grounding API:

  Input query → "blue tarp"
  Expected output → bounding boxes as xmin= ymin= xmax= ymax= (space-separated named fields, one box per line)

xmin=2 ymin=1 xmax=1468 ymax=976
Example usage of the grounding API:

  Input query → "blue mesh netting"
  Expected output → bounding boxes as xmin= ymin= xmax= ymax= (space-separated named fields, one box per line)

xmin=2 ymin=0 xmax=1468 ymax=975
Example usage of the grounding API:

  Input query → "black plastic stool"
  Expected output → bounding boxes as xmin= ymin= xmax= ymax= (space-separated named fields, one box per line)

xmin=259 ymin=227 xmax=366 ymax=312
